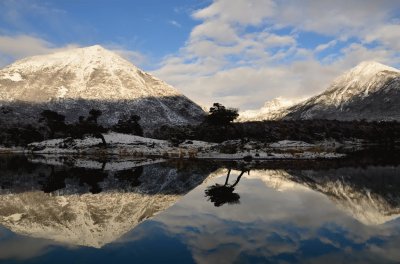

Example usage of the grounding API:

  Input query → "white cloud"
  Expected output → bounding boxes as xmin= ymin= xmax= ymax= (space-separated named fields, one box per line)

xmin=153 ymin=0 xmax=400 ymax=110
xmin=0 ymin=35 xmax=72 ymax=58
xmin=0 ymin=35 xmax=79 ymax=67
xmin=271 ymin=0 xmax=399 ymax=38
xmin=329 ymin=43 xmax=399 ymax=69
xmin=315 ymin=40 xmax=338 ymax=53
xmin=193 ymin=0 xmax=276 ymax=25
xmin=190 ymin=20 xmax=238 ymax=44
xmin=102 ymin=43 xmax=148 ymax=66
xmin=364 ymin=23 xmax=400 ymax=50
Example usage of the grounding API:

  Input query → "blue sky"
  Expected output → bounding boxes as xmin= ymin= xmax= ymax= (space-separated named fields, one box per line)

xmin=0 ymin=0 xmax=208 ymax=62
xmin=0 ymin=0 xmax=399 ymax=109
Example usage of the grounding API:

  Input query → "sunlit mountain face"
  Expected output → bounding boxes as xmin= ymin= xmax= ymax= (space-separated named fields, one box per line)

xmin=239 ymin=62 xmax=400 ymax=122
xmin=284 ymin=61 xmax=400 ymax=121
xmin=0 ymin=150 xmax=400 ymax=263
xmin=0 ymin=45 xmax=205 ymax=133
xmin=237 ymin=97 xmax=305 ymax=122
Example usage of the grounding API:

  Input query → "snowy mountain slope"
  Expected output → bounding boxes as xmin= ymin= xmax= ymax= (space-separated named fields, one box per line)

xmin=0 ymin=45 xmax=205 ymax=131
xmin=284 ymin=61 xmax=400 ymax=121
xmin=237 ymin=97 xmax=305 ymax=122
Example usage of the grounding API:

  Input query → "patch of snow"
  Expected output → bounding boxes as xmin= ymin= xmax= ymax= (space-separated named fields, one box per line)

xmin=56 ymin=86 xmax=68 ymax=99
xmin=179 ymin=140 xmax=218 ymax=149
xmin=27 ymin=133 xmax=344 ymax=160
xmin=57 ymin=197 xmax=69 ymax=207
xmin=269 ymin=140 xmax=315 ymax=148
xmin=104 ymin=133 xmax=167 ymax=145
xmin=3 ymin=213 xmax=23 ymax=222
xmin=2 ymin=72 xmax=23 ymax=82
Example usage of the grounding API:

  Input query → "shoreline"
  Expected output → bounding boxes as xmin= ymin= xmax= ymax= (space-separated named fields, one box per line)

xmin=0 ymin=132 xmax=352 ymax=160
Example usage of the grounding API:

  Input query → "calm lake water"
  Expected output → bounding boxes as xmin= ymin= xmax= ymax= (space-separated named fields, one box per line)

xmin=0 ymin=149 xmax=400 ymax=263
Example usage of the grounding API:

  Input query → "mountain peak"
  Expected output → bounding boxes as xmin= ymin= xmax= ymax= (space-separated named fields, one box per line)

xmin=6 ymin=44 xmax=134 ymax=75
xmin=72 ymin=45 xmax=117 ymax=58
xmin=284 ymin=60 xmax=400 ymax=121
xmin=329 ymin=60 xmax=400 ymax=92
xmin=262 ymin=97 xmax=301 ymax=109
xmin=238 ymin=97 xmax=305 ymax=122
xmin=349 ymin=61 xmax=399 ymax=76
xmin=86 ymin=44 xmax=106 ymax=50
xmin=0 ymin=45 xmax=205 ymax=131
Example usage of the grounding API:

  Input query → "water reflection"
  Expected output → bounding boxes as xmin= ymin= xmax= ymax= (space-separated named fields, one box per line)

xmin=0 ymin=156 xmax=217 ymax=248
xmin=0 ymin=150 xmax=399 ymax=263
xmin=205 ymin=169 xmax=248 ymax=207
xmin=153 ymin=166 xmax=400 ymax=263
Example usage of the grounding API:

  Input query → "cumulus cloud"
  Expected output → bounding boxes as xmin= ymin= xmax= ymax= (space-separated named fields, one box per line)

xmin=193 ymin=0 xmax=276 ymax=25
xmin=0 ymin=35 xmax=79 ymax=67
xmin=364 ymin=24 xmax=400 ymax=50
xmin=315 ymin=40 xmax=339 ymax=53
xmin=102 ymin=43 xmax=148 ymax=66
xmin=271 ymin=0 xmax=398 ymax=37
xmin=0 ymin=35 xmax=77 ymax=58
xmin=153 ymin=0 xmax=400 ymax=110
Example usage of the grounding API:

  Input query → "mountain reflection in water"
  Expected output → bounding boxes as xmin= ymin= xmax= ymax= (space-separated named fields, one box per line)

xmin=0 ymin=156 xmax=217 ymax=248
xmin=0 ymin=150 xmax=399 ymax=263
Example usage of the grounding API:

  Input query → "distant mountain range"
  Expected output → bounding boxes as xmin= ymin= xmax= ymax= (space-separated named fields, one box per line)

xmin=238 ymin=97 xmax=305 ymax=122
xmin=239 ymin=61 xmax=400 ymax=122
xmin=1 ymin=46 xmax=399 ymax=129
xmin=0 ymin=45 xmax=205 ymax=132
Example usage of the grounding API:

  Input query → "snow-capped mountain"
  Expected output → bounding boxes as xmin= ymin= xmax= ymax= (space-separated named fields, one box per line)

xmin=285 ymin=61 xmax=400 ymax=121
xmin=238 ymin=97 xmax=305 ymax=122
xmin=0 ymin=45 xmax=205 ymax=131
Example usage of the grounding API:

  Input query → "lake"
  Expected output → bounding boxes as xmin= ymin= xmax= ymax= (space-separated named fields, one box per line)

xmin=0 ymin=149 xmax=400 ymax=263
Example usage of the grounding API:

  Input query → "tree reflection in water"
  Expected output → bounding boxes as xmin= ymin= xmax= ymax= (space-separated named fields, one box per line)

xmin=205 ymin=168 xmax=249 ymax=207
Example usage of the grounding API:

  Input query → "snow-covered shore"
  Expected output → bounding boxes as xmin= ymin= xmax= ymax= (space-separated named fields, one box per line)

xmin=12 ymin=133 xmax=346 ymax=160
